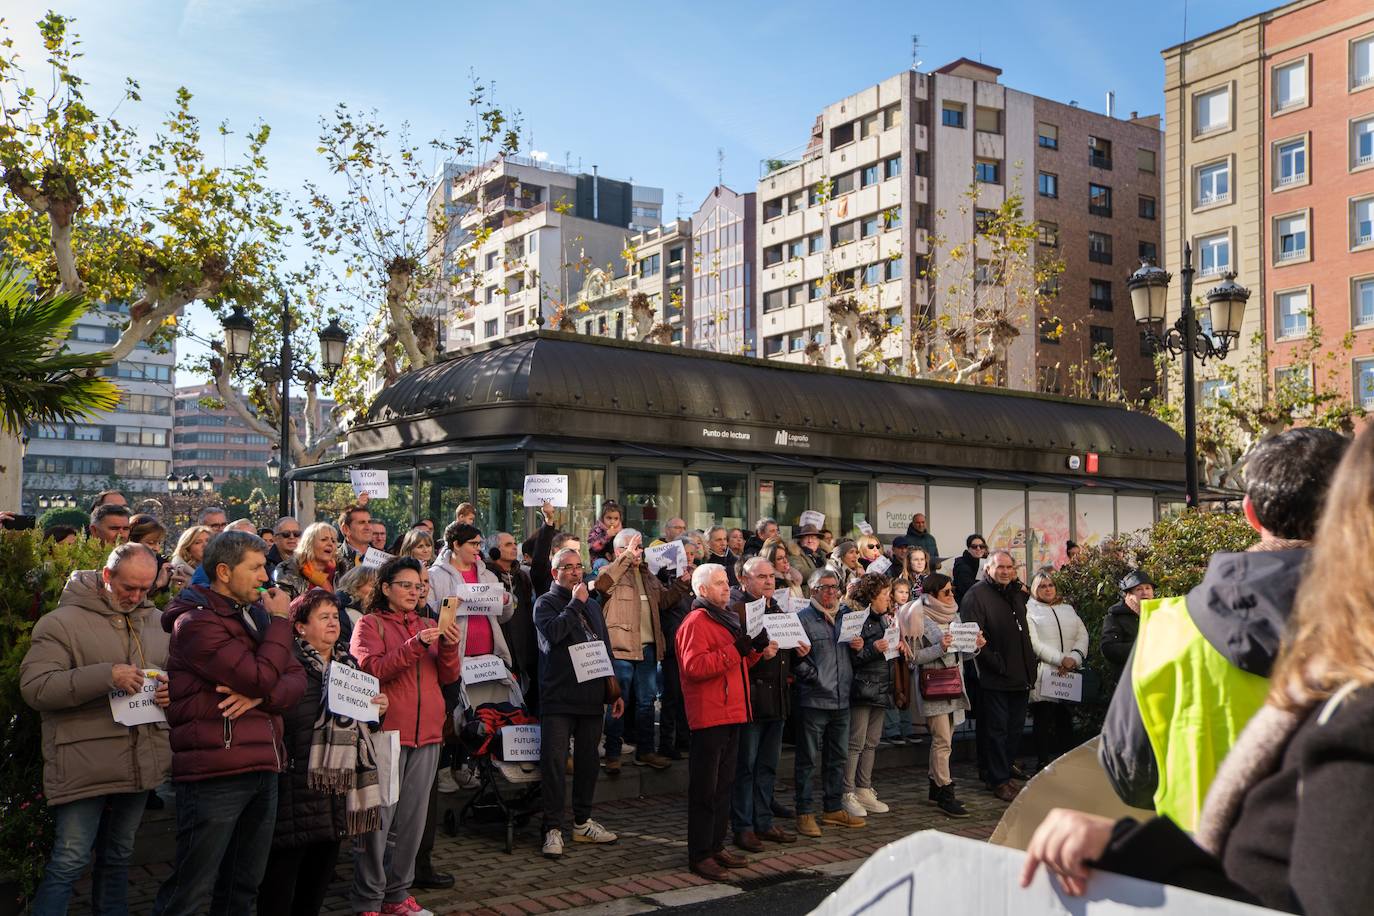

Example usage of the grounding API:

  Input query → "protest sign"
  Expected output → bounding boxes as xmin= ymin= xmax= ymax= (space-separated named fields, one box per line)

xmin=838 ymin=611 xmax=866 ymax=643
xmin=462 ymin=654 xmax=508 ymax=685
xmin=745 ymin=597 xmax=767 ymax=638
xmin=867 ymin=555 xmax=892 ymax=575
xmin=502 ymin=724 xmax=541 ymax=762
xmin=109 ymin=668 xmax=166 ymax=727
xmin=949 ymin=621 xmax=980 ymax=653
xmin=784 ymin=594 xmax=812 ymax=614
xmin=764 ymin=613 xmax=810 ymax=649
xmin=327 ymin=663 xmax=380 ymax=723
xmin=883 ymin=625 xmax=900 ymax=660
xmin=372 ymin=730 xmax=401 ymax=807
xmin=856 ymin=520 xmax=875 ymax=536
xmin=522 ymin=474 xmax=568 ymax=508
xmin=1037 ymin=669 xmax=1084 ymax=703
xmin=799 ymin=510 xmax=825 ymax=530
xmin=350 ymin=469 xmax=389 ymax=500
xmin=645 ymin=540 xmax=685 ymax=575
xmin=451 ymin=582 xmax=504 ymax=615
xmin=569 ymin=640 xmax=613 ymax=682
xmin=361 ymin=547 xmax=393 ymax=570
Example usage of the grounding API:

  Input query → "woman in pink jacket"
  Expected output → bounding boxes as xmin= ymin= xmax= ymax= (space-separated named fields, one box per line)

xmin=349 ymin=557 xmax=460 ymax=916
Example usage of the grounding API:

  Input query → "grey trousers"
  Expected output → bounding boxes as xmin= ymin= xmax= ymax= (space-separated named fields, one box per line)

xmin=843 ymin=705 xmax=886 ymax=793
xmin=351 ymin=742 xmax=440 ymax=911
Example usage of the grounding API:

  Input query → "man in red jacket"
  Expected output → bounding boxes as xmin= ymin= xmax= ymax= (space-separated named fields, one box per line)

xmin=152 ymin=530 xmax=306 ymax=916
xmin=677 ymin=564 xmax=775 ymax=880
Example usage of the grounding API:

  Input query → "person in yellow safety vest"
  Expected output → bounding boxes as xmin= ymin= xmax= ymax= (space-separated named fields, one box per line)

xmin=1098 ymin=428 xmax=1349 ymax=831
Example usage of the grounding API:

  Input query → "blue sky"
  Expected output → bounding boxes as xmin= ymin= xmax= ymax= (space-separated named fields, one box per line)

xmin=8 ymin=0 xmax=1280 ymax=383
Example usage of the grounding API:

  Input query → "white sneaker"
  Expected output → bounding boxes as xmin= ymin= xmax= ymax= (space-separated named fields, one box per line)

xmin=457 ymin=764 xmax=480 ymax=789
xmin=572 ymin=818 xmax=618 ymax=844
xmin=542 ymin=828 xmax=564 ymax=858
xmin=841 ymin=792 xmax=868 ymax=818
xmin=435 ymin=768 xmax=460 ymax=794
xmin=855 ymin=788 xmax=889 ymax=814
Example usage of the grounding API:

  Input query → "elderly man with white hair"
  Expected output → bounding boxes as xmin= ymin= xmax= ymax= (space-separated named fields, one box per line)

xmin=594 ymin=527 xmax=693 ymax=773
xmin=677 ymin=563 xmax=775 ymax=880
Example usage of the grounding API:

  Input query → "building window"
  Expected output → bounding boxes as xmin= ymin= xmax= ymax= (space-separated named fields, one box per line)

xmin=1088 ymin=183 xmax=1113 ymax=217
xmin=1037 ymin=221 xmax=1059 ymax=247
xmin=764 ymin=197 xmax=784 ymax=221
xmin=1356 ymin=358 xmax=1374 ymax=409
xmin=1139 ymin=240 xmax=1158 ymax=261
xmin=861 ymin=214 xmax=882 ymax=238
xmin=886 ymin=258 xmax=902 ymax=281
xmin=763 ymin=244 xmax=783 ymax=267
xmin=1139 ymin=195 xmax=1156 ymax=220
xmin=974 ymin=106 xmax=1002 ymax=134
xmin=1090 ymin=279 xmax=1113 ymax=311
xmin=1039 ymin=319 xmax=1061 ymax=344
xmin=1275 ymin=212 xmax=1309 ymax=262
xmin=1355 ymin=277 xmax=1374 ymax=327
xmin=1201 ymin=378 xmax=1234 ymax=406
xmin=1137 ymin=148 xmax=1157 ymax=173
xmin=809 ymin=279 xmax=824 ymax=301
xmin=807 ymin=232 xmax=824 ymax=254
xmin=832 ymin=171 xmax=855 ymax=196
xmin=1197 ymin=160 xmax=1231 ymax=207
xmin=786 ymin=238 xmax=804 ymax=260
xmin=639 ymin=254 xmax=661 ymax=277
xmin=1038 ymin=123 xmax=1058 ymax=149
xmin=941 ymin=102 xmax=966 ymax=128
xmin=1274 ymin=59 xmax=1307 ymax=112
xmin=1197 ymin=232 xmax=1231 ymax=277
xmin=1194 ymin=86 xmax=1231 ymax=135
xmin=1089 ymin=325 xmax=1115 ymax=351
xmin=859 ymin=112 xmax=880 ymax=139
xmin=883 ymin=156 xmax=901 ymax=180
xmin=1275 ymin=137 xmax=1307 ymax=187
xmin=1141 ymin=331 xmax=1157 ymax=357
xmin=1353 ymin=196 xmax=1374 ymax=248
xmin=1352 ymin=35 xmax=1374 ymax=90
xmin=863 ymin=263 xmax=884 ymax=287
xmin=1274 ymin=365 xmax=1312 ymax=405
xmin=1088 ymin=231 xmax=1113 ymax=265
xmin=861 ymin=163 xmax=880 ymax=188
xmin=975 ymin=159 xmax=1001 ymax=184
xmin=1089 ymin=136 xmax=1113 ymax=169
xmin=1276 ymin=288 xmax=1310 ymax=339
xmin=505 ymin=310 xmax=523 ymax=333
xmin=484 ymin=285 xmax=497 ymax=304
xmin=527 ymin=232 xmax=537 ymax=252
xmin=1037 ymin=172 xmax=1058 ymax=198
xmin=763 ymin=289 xmax=787 ymax=313
xmin=883 ymin=105 xmax=903 ymax=129
xmin=764 ymin=334 xmax=785 ymax=356
xmin=883 ymin=207 xmax=902 ymax=230
xmin=830 ymin=122 xmax=855 ymax=150
xmin=1355 ymin=116 xmax=1374 ymax=168
xmin=831 ymin=221 xmax=857 ymax=246
xmin=912 ymin=151 xmax=927 ymax=177
xmin=974 ymin=209 xmax=996 ymax=234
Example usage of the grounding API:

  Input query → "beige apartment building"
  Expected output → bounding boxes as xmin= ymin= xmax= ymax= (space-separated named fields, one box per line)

xmin=567 ymin=219 xmax=693 ymax=344
xmin=755 ymin=60 xmax=1162 ymax=399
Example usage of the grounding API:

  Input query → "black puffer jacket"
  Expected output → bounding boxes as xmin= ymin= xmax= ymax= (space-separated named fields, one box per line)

xmin=272 ymin=642 xmax=347 ymax=849
xmin=847 ymin=607 xmax=893 ymax=709
xmin=729 ymin=587 xmax=792 ymax=721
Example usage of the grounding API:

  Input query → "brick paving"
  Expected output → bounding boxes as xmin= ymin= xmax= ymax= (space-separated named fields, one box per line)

xmin=73 ymin=753 xmax=1006 ymax=915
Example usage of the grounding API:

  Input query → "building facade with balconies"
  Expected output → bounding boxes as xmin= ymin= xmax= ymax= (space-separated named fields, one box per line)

xmin=692 ymin=185 xmax=756 ymax=355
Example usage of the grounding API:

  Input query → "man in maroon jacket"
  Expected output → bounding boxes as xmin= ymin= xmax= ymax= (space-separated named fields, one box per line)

xmin=152 ymin=530 xmax=305 ymax=916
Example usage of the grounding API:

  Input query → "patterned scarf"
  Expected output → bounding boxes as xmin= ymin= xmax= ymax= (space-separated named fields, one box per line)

xmin=921 ymin=592 xmax=958 ymax=627
xmin=296 ymin=636 xmax=383 ymax=835
xmin=300 ymin=559 xmax=336 ymax=591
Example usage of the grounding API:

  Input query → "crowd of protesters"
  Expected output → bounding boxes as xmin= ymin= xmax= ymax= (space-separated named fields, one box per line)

xmin=26 ymin=463 xmax=1324 ymax=914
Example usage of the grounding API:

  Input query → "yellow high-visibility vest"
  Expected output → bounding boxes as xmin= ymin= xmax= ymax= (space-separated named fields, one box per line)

xmin=1131 ymin=595 xmax=1271 ymax=832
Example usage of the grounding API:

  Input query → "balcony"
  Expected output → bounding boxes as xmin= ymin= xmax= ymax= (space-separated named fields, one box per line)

xmin=1277 ymin=245 xmax=1307 ymax=262
xmin=1088 ymin=249 xmax=1113 ymax=265
xmin=1089 ymin=151 xmax=1112 ymax=170
xmin=1276 ymin=171 xmax=1304 ymax=187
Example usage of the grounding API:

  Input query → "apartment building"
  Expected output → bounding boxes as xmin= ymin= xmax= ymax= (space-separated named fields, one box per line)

xmin=755 ymin=60 xmax=1162 ymax=399
xmin=568 ymin=219 xmax=693 ymax=344
xmin=174 ymin=384 xmax=339 ymax=480
xmin=1164 ymin=0 xmax=1374 ymax=407
xmin=426 ymin=155 xmax=661 ymax=348
xmin=22 ymin=307 xmax=175 ymax=511
xmin=692 ymin=185 xmax=756 ymax=355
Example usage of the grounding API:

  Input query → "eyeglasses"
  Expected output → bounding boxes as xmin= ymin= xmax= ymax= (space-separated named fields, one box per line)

xmin=278 ymin=531 xmax=302 ymax=538
xmin=971 ymin=544 xmax=987 ymax=551
xmin=557 ymin=563 xmax=585 ymax=572
xmin=815 ymin=584 xmax=840 ymax=592
xmin=939 ymin=587 xmax=955 ymax=596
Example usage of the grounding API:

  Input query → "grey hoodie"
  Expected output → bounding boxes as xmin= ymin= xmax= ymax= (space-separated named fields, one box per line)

xmin=1100 ymin=548 xmax=1308 ymax=809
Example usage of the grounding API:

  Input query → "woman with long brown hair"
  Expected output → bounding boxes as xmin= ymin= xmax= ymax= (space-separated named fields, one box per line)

xmin=1022 ymin=426 xmax=1374 ymax=913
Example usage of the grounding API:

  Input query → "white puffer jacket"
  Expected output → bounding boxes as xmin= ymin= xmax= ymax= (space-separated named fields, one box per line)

xmin=1026 ymin=598 xmax=1089 ymax=703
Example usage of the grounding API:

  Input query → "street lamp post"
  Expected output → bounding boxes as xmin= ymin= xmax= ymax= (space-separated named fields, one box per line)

xmin=221 ymin=300 xmax=349 ymax=519
xmin=1128 ymin=245 xmax=1250 ymax=508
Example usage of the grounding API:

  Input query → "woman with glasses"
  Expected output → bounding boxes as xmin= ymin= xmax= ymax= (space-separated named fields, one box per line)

xmin=274 ymin=522 xmax=342 ymax=600
xmin=350 ymin=557 xmax=460 ymax=916
xmin=908 ymin=572 xmax=985 ymax=818
xmin=952 ymin=535 xmax=989 ymax=604
xmin=855 ymin=535 xmax=885 ymax=570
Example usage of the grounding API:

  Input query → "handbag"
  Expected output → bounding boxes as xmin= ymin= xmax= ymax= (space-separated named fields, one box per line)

xmin=919 ymin=663 xmax=964 ymax=700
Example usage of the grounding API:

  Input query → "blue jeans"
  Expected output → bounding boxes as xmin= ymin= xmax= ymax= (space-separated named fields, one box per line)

xmin=31 ymin=792 xmax=147 ymax=916
xmin=794 ymin=706 xmax=849 ymax=815
xmin=152 ymin=772 xmax=278 ymax=916
xmin=605 ymin=644 xmax=657 ymax=757
xmin=731 ymin=718 xmax=784 ymax=833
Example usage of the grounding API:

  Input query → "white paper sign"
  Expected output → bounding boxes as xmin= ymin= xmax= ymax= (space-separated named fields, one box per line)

xmin=502 ymin=724 xmax=541 ymax=761
xmin=110 ymin=668 xmax=167 ymax=727
xmin=765 ymin=613 xmax=811 ymax=649
xmin=799 ymin=510 xmax=825 ymax=530
xmin=856 ymin=520 xmax=875 ymax=536
xmin=644 ymin=540 xmax=685 ymax=575
xmin=744 ymin=597 xmax=767 ymax=638
xmin=371 ymin=729 xmax=401 ymax=807
xmin=449 ymin=582 xmax=505 ymax=615
xmin=522 ymin=474 xmax=568 ymax=508
xmin=867 ymin=555 xmax=892 ymax=575
xmin=569 ymin=640 xmax=613 ymax=682
xmin=361 ymin=546 xmax=393 ymax=570
xmin=837 ymin=611 xmax=866 ymax=643
xmin=461 ymin=654 xmax=507 ymax=685
xmin=327 ymin=663 xmax=380 ymax=722
xmin=949 ymin=621 xmax=980 ymax=653
xmin=882 ymin=625 xmax=901 ymax=660
xmin=350 ymin=469 xmax=389 ymax=499
xmin=785 ymin=594 xmax=812 ymax=614
xmin=1037 ymin=668 xmax=1084 ymax=703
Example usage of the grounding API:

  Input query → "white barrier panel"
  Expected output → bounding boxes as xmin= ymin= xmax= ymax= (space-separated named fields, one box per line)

xmin=810 ymin=830 xmax=1277 ymax=916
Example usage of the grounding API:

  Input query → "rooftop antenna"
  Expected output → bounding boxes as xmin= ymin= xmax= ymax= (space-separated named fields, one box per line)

xmin=676 ymin=192 xmax=685 ymax=220
xmin=911 ymin=34 xmax=923 ymax=71
xmin=717 ymin=147 xmax=725 ymax=185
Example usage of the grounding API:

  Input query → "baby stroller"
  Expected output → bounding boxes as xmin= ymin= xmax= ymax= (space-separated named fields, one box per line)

xmin=446 ymin=671 xmax=542 ymax=853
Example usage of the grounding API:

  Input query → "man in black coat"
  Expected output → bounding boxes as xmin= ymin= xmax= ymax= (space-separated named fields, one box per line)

xmin=959 ymin=550 xmax=1037 ymax=802
xmin=703 ymin=526 xmax=740 ymax=588
xmin=1100 ymin=570 xmax=1154 ymax=677
xmin=535 ymin=547 xmax=624 ymax=859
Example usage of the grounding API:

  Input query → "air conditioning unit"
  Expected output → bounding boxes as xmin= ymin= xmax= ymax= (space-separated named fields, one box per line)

xmin=1088 ymin=137 xmax=1099 ymax=148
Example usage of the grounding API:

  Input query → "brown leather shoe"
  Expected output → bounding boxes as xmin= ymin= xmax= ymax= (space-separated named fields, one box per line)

xmin=820 ymin=809 xmax=866 ymax=828
xmin=733 ymin=831 xmax=765 ymax=853
xmin=714 ymin=848 xmax=749 ymax=868
xmin=690 ymin=857 xmax=730 ymax=881
xmin=604 ymin=754 xmax=621 ymax=776
xmin=635 ymin=752 xmax=673 ymax=770
xmin=757 ymin=826 xmax=797 ymax=844
xmin=993 ymin=781 xmax=1021 ymax=802
xmin=795 ymin=814 xmax=822 ymax=837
